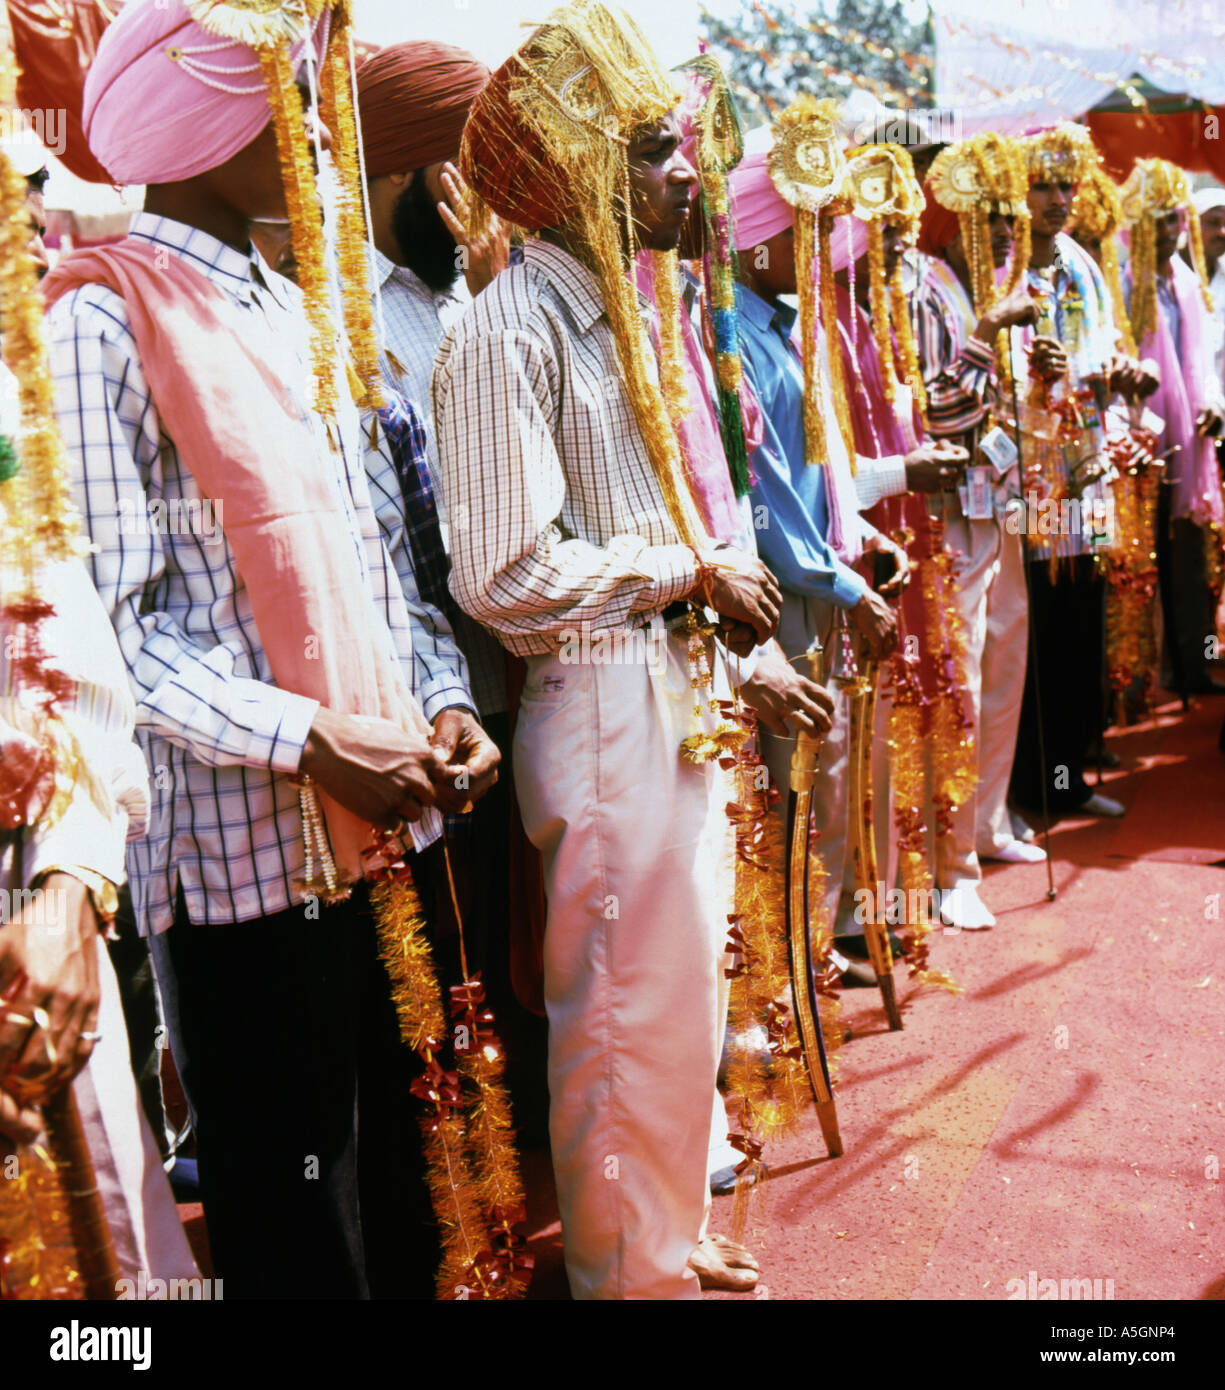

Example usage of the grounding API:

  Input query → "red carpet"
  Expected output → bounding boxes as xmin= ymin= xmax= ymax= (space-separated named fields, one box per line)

xmin=523 ymin=695 xmax=1225 ymax=1300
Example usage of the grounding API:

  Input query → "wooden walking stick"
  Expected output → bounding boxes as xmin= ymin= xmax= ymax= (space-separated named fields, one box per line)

xmin=0 ymin=1086 xmax=119 ymax=1300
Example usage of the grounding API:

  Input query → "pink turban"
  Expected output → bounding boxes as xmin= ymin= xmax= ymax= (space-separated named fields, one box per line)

xmin=729 ymin=152 xmax=793 ymax=250
xmin=827 ymin=215 xmax=870 ymax=273
xmin=83 ymin=0 xmax=326 ymax=186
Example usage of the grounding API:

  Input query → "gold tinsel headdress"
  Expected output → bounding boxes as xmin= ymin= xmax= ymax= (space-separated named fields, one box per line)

xmin=768 ymin=94 xmax=853 ymax=467
xmin=459 ymin=1 xmax=708 ymax=548
xmin=1023 ymin=120 xmax=1098 ymax=188
xmin=1119 ymin=156 xmax=1212 ymax=344
xmin=186 ymin=0 xmax=384 ymax=415
xmin=928 ymin=131 xmax=1031 ymax=379
xmin=1070 ymin=165 xmax=1136 ymax=355
xmin=842 ymin=142 xmax=928 ymax=414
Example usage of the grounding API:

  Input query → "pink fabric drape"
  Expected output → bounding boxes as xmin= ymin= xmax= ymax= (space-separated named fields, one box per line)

xmin=44 ymin=241 xmax=433 ymax=886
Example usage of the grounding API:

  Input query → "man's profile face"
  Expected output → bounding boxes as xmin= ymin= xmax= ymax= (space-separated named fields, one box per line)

xmin=747 ymin=224 xmax=796 ymax=299
xmin=1200 ymin=206 xmax=1225 ymax=263
xmin=206 ymin=83 xmax=331 ymax=226
xmin=1154 ymin=209 xmax=1181 ymax=265
xmin=882 ymin=220 xmax=906 ymax=278
xmin=1026 ymin=180 xmax=1075 ymax=237
xmin=988 ymin=209 xmax=1015 ymax=268
xmin=627 ymin=112 xmax=697 ymax=254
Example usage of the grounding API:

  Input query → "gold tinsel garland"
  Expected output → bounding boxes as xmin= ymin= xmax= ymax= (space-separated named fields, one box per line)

xmin=720 ymin=714 xmax=809 ymax=1243
xmin=794 ymin=207 xmax=829 ymax=465
xmin=258 ymin=43 xmax=338 ymax=421
xmin=370 ymin=861 xmax=530 ymax=1300
xmin=1104 ymin=430 xmax=1161 ymax=724
xmin=317 ymin=8 xmax=383 ymax=411
xmin=0 ymin=157 xmax=81 ymax=574
xmin=921 ymin=526 xmax=976 ymax=832
xmin=652 ymin=248 xmax=690 ymax=425
xmin=884 ymin=650 xmax=961 ymax=994
xmin=866 ymin=219 xmax=898 ymax=405
xmin=818 ymin=209 xmax=858 ymax=468
xmin=890 ymin=267 xmax=928 ymax=417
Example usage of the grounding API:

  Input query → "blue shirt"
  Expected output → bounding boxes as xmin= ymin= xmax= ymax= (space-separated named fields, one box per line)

xmin=735 ymin=282 xmax=868 ymax=608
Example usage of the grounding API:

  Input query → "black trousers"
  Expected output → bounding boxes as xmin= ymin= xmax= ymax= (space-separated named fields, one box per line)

xmin=1155 ymin=481 xmax=1216 ymax=695
xmin=150 ymin=879 xmax=440 ymax=1299
xmin=1010 ymin=555 xmax=1105 ymax=814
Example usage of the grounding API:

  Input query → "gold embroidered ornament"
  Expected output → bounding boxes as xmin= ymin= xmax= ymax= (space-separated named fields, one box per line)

xmin=843 ymin=141 xmax=928 ymax=415
xmin=768 ymin=95 xmax=850 ymax=468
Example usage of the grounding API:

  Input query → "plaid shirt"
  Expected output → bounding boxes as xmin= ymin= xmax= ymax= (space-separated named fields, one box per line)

xmin=47 ymin=213 xmax=468 ymax=934
xmin=374 ymin=248 xmax=508 ymax=715
xmin=432 ymin=239 xmax=700 ymax=655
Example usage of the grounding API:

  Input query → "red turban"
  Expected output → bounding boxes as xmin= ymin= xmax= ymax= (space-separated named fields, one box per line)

xmin=357 ymin=41 xmax=489 ymax=178
xmin=917 ymin=186 xmax=960 ymax=256
xmin=460 ymin=58 xmax=577 ymax=232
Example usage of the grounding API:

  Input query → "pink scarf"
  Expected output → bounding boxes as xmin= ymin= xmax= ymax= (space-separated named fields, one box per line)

xmin=1140 ymin=255 xmax=1224 ymax=526
xmin=634 ymin=255 xmax=744 ymax=543
xmin=44 ymin=239 xmax=434 ymax=886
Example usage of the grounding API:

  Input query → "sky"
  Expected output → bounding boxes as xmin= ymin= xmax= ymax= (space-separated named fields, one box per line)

xmin=357 ymin=0 xmax=711 ymax=69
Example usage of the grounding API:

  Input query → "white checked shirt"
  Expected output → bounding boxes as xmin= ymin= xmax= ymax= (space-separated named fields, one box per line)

xmin=373 ymin=247 xmax=508 ymax=716
xmin=46 ymin=213 xmax=469 ymax=935
xmin=432 ymin=239 xmax=700 ymax=656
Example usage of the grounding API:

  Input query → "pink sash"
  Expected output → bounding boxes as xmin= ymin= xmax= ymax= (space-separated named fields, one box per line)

xmin=44 ymin=239 xmax=434 ymax=885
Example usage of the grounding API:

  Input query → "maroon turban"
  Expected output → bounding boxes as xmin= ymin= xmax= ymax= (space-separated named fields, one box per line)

xmin=917 ymin=186 xmax=961 ymax=256
xmin=357 ymin=41 xmax=490 ymax=177
xmin=459 ymin=58 xmax=577 ymax=232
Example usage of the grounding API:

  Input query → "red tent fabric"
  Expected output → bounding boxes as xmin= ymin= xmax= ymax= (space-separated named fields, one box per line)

xmin=6 ymin=0 xmax=123 ymax=184
xmin=1087 ymin=107 xmax=1225 ymax=184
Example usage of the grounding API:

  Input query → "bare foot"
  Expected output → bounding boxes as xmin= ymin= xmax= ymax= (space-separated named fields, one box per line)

xmin=687 ymin=1232 xmax=760 ymax=1292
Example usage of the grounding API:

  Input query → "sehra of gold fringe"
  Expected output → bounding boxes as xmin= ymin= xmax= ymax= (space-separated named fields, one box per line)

xmin=652 ymin=247 xmax=691 ymax=425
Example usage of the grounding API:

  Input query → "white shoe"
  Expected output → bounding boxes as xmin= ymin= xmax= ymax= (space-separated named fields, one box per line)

xmin=939 ymin=883 xmax=996 ymax=931
xmin=1008 ymin=810 xmax=1037 ymax=843
xmin=1080 ymin=792 xmax=1125 ymax=818
xmin=984 ymin=838 xmax=1047 ymax=865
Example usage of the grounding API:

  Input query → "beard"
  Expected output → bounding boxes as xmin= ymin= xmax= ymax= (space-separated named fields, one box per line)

xmin=391 ymin=169 xmax=461 ymax=294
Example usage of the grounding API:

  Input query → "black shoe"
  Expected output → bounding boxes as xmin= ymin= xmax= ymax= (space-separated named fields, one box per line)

xmin=1087 ymin=747 xmax=1121 ymax=768
xmin=838 ymin=931 xmax=905 ymax=960
xmin=839 ymin=957 xmax=879 ymax=988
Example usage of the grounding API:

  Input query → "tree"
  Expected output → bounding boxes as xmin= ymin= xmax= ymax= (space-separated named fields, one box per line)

xmin=700 ymin=0 xmax=935 ymax=128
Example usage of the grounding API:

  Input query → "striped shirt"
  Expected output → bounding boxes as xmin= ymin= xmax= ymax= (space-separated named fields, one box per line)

xmin=432 ymin=239 xmax=701 ymax=654
xmin=374 ymin=248 xmax=508 ymax=715
xmin=912 ymin=254 xmax=998 ymax=446
xmin=47 ymin=213 xmax=468 ymax=935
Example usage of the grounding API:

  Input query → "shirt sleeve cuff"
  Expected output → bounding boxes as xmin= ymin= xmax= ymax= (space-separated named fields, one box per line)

xmin=261 ymin=691 xmax=320 ymax=776
xmin=876 ymin=454 xmax=908 ymax=499
xmin=637 ymin=543 xmax=698 ymax=610
xmin=421 ymin=678 xmax=478 ymax=724
xmin=964 ymin=336 xmax=997 ymax=371
xmin=832 ymin=566 xmax=869 ymax=609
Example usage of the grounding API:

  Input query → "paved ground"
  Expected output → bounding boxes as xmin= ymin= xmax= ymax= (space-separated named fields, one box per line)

xmin=523 ymin=694 xmax=1225 ymax=1301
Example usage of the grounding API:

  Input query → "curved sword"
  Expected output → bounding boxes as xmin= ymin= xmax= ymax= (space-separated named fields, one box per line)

xmin=847 ymin=643 xmax=904 ymax=1030
xmin=785 ymin=640 xmax=843 ymax=1158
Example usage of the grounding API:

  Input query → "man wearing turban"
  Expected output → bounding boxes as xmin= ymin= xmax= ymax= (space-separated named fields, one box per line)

xmin=356 ymin=43 xmax=551 ymax=1152
xmin=43 ymin=0 xmax=498 ymax=1298
xmin=435 ymin=0 xmax=781 ymax=1299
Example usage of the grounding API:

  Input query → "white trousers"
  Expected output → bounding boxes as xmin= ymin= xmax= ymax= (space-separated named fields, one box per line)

xmin=513 ymin=624 xmax=734 ymax=1300
xmin=937 ymin=516 xmax=1029 ymax=887
xmin=69 ymin=936 xmax=199 ymax=1290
